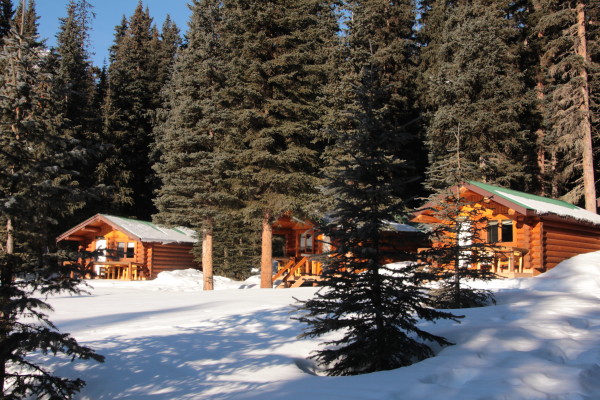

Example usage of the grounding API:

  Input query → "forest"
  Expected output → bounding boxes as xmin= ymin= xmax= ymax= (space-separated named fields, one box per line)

xmin=1 ymin=0 xmax=597 ymax=279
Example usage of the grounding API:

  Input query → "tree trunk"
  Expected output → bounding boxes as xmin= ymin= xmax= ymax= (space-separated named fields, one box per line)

xmin=577 ymin=2 xmax=596 ymax=212
xmin=202 ymin=218 xmax=214 ymax=291
xmin=1 ymin=218 xmax=14 ymax=394
xmin=260 ymin=211 xmax=273 ymax=288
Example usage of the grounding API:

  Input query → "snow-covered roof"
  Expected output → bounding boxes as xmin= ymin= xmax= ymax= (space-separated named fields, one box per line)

xmin=382 ymin=220 xmax=423 ymax=233
xmin=467 ymin=181 xmax=600 ymax=227
xmin=101 ymin=214 xmax=198 ymax=244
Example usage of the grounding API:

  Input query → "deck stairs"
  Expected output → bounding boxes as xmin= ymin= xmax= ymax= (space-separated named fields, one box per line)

xmin=274 ymin=256 xmax=322 ymax=288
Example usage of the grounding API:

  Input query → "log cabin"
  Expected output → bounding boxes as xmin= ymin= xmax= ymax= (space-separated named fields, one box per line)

xmin=413 ymin=181 xmax=600 ymax=278
xmin=57 ymin=214 xmax=199 ymax=279
xmin=271 ymin=215 xmax=428 ymax=288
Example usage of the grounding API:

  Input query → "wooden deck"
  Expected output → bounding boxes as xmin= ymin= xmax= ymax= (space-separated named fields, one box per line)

xmin=274 ymin=256 xmax=323 ymax=288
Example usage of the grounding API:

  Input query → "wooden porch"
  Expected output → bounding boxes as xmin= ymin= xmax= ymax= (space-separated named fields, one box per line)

xmin=273 ymin=256 xmax=323 ymax=288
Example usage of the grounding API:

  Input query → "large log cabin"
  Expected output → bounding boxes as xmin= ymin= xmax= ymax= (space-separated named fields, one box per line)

xmin=413 ymin=181 xmax=600 ymax=278
xmin=57 ymin=214 xmax=199 ymax=279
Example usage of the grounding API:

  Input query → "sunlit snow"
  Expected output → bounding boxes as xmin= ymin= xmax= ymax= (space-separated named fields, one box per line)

xmin=41 ymin=253 xmax=600 ymax=399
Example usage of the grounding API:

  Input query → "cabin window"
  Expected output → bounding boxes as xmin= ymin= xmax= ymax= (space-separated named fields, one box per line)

xmin=501 ymin=220 xmax=513 ymax=242
xmin=487 ymin=220 xmax=514 ymax=243
xmin=126 ymin=242 xmax=135 ymax=258
xmin=116 ymin=242 xmax=125 ymax=259
xmin=300 ymin=232 xmax=313 ymax=254
xmin=487 ymin=221 xmax=499 ymax=243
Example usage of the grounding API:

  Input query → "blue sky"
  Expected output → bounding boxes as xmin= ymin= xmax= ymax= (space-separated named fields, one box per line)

xmin=37 ymin=0 xmax=192 ymax=66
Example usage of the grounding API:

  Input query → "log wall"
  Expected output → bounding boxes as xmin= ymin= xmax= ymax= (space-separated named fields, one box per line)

xmin=147 ymin=243 xmax=199 ymax=277
xmin=542 ymin=222 xmax=600 ymax=271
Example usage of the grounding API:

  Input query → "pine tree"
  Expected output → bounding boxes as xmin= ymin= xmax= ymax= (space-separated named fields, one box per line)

xmin=101 ymin=1 xmax=179 ymax=220
xmin=0 ymin=0 xmax=13 ymax=39
xmin=0 ymin=10 xmax=103 ymax=397
xmin=421 ymin=188 xmax=496 ymax=309
xmin=528 ymin=1 xmax=597 ymax=209
xmin=12 ymin=0 xmax=36 ymax=38
xmin=296 ymin=0 xmax=458 ymax=376
xmin=153 ymin=0 xmax=241 ymax=289
xmin=54 ymin=0 xmax=105 ymax=225
xmin=420 ymin=0 xmax=536 ymax=191
xmin=215 ymin=0 xmax=339 ymax=288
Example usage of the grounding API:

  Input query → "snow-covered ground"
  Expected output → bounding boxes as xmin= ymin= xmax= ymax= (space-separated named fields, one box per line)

xmin=41 ymin=252 xmax=600 ymax=400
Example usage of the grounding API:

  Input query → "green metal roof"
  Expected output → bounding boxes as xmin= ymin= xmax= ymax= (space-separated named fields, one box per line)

xmin=467 ymin=181 xmax=580 ymax=211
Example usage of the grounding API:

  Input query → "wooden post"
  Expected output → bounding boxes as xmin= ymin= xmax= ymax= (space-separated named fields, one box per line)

xmin=260 ymin=211 xmax=273 ymax=288
xmin=202 ymin=218 xmax=214 ymax=291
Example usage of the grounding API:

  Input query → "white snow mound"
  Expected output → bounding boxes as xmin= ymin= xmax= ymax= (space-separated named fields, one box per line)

xmin=523 ymin=251 xmax=600 ymax=295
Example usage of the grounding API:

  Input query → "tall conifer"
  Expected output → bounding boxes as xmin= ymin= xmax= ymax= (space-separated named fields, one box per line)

xmin=0 ymin=3 xmax=103 ymax=395
xmin=215 ymin=0 xmax=338 ymax=288
xmin=297 ymin=0 xmax=457 ymax=376
xmin=154 ymin=0 xmax=241 ymax=289
xmin=528 ymin=1 xmax=598 ymax=208
xmin=420 ymin=0 xmax=536 ymax=191
xmin=101 ymin=1 xmax=180 ymax=219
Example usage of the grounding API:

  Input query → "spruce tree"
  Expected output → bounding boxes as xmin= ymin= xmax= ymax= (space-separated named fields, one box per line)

xmin=296 ymin=0 xmax=458 ymax=376
xmin=101 ymin=1 xmax=179 ymax=219
xmin=420 ymin=0 xmax=536 ymax=191
xmin=54 ymin=0 xmax=105 ymax=225
xmin=215 ymin=0 xmax=339 ymax=288
xmin=153 ymin=0 xmax=241 ymax=289
xmin=421 ymin=189 xmax=496 ymax=309
xmin=0 ymin=0 xmax=13 ymax=39
xmin=0 ymin=10 xmax=103 ymax=397
xmin=12 ymin=0 xmax=36 ymax=38
xmin=527 ymin=1 xmax=598 ymax=208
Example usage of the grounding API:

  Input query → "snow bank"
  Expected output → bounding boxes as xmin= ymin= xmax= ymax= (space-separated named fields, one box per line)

xmin=522 ymin=251 xmax=600 ymax=295
xmin=151 ymin=269 xmax=261 ymax=291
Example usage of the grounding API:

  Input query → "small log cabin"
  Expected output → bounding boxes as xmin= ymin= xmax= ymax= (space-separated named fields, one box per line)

xmin=57 ymin=214 xmax=199 ymax=279
xmin=272 ymin=215 xmax=428 ymax=288
xmin=413 ymin=181 xmax=600 ymax=278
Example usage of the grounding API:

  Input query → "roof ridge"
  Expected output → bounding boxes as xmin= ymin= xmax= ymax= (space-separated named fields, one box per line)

xmin=467 ymin=181 xmax=580 ymax=210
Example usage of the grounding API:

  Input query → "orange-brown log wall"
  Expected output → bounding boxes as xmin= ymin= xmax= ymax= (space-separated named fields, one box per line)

xmin=542 ymin=222 xmax=600 ymax=271
xmin=146 ymin=243 xmax=199 ymax=277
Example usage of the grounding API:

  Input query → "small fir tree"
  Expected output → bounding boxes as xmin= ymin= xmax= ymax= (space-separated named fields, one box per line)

xmin=296 ymin=1 xmax=458 ymax=376
xmin=420 ymin=188 xmax=497 ymax=309
xmin=0 ymin=13 xmax=103 ymax=398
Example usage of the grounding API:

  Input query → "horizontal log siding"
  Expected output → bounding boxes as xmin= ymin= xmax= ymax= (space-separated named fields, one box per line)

xmin=148 ymin=243 xmax=199 ymax=277
xmin=543 ymin=222 xmax=600 ymax=271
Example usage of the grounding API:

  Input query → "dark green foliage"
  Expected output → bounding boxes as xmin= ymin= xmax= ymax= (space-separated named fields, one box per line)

xmin=420 ymin=0 xmax=537 ymax=192
xmin=219 ymin=0 xmax=339 ymax=221
xmin=420 ymin=190 xmax=497 ymax=309
xmin=296 ymin=0 xmax=458 ymax=376
xmin=13 ymin=0 xmax=37 ymax=38
xmin=101 ymin=1 xmax=180 ymax=219
xmin=153 ymin=0 xmax=246 ymax=278
xmin=526 ymin=1 xmax=598 ymax=203
xmin=0 ymin=0 xmax=13 ymax=39
xmin=0 ymin=21 xmax=103 ymax=398
xmin=54 ymin=0 xmax=107 ymax=227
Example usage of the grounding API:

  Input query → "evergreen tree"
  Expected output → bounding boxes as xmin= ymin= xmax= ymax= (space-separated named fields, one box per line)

xmin=527 ymin=1 xmax=598 ymax=208
xmin=421 ymin=189 xmax=496 ymax=309
xmin=101 ymin=1 xmax=179 ymax=219
xmin=54 ymin=0 xmax=105 ymax=225
xmin=0 ymin=0 xmax=13 ymax=39
xmin=216 ymin=0 xmax=339 ymax=288
xmin=154 ymin=0 xmax=241 ymax=289
xmin=0 ymin=14 xmax=103 ymax=398
xmin=420 ymin=0 xmax=536 ymax=192
xmin=296 ymin=0 xmax=458 ymax=376
xmin=13 ymin=0 xmax=36 ymax=38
